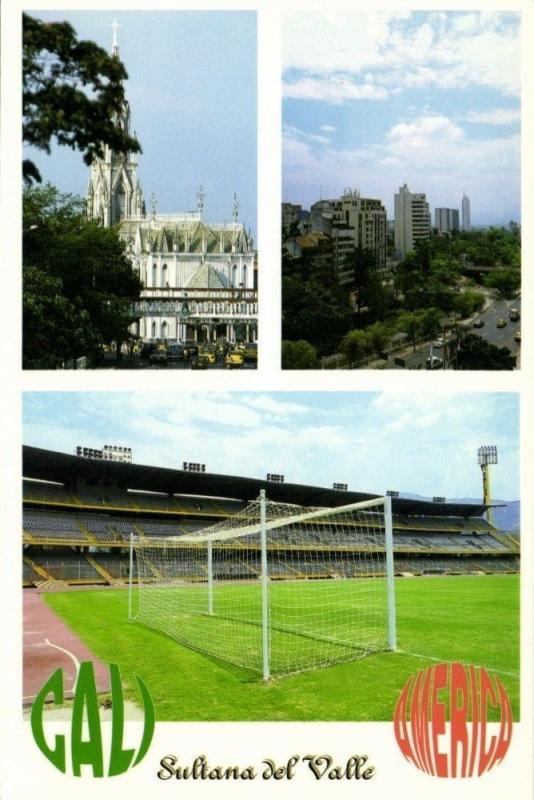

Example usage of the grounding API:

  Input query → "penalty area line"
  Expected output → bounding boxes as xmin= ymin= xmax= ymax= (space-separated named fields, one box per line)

xmin=397 ymin=649 xmax=519 ymax=680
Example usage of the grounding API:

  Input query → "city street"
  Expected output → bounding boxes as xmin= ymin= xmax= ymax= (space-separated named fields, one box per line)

xmin=386 ymin=293 xmax=521 ymax=370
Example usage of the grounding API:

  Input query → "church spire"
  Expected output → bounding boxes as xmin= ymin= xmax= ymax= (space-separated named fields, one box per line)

xmin=111 ymin=18 xmax=120 ymax=57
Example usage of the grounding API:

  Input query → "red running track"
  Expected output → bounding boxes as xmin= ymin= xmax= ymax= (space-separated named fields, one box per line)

xmin=23 ymin=589 xmax=110 ymax=707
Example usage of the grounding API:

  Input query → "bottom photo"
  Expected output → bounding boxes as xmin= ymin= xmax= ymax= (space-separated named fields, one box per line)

xmin=22 ymin=391 xmax=519 ymax=723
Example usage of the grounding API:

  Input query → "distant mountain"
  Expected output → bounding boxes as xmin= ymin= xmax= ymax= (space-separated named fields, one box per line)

xmin=399 ymin=493 xmax=520 ymax=532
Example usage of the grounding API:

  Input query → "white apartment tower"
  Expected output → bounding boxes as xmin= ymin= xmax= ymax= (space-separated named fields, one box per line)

xmin=310 ymin=189 xmax=387 ymax=284
xmin=462 ymin=194 xmax=471 ymax=231
xmin=394 ymin=184 xmax=430 ymax=259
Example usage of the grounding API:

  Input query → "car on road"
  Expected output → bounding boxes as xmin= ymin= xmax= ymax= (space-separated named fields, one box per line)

xmin=225 ymin=350 xmax=245 ymax=368
xmin=183 ymin=340 xmax=199 ymax=359
xmin=167 ymin=343 xmax=185 ymax=362
xmin=514 ymin=330 xmax=521 ymax=343
xmin=509 ymin=308 xmax=520 ymax=322
xmin=473 ymin=318 xmax=484 ymax=328
xmin=426 ymin=355 xmax=444 ymax=370
xmin=496 ymin=318 xmax=507 ymax=328
xmin=199 ymin=347 xmax=217 ymax=365
xmin=149 ymin=344 xmax=168 ymax=365
xmin=190 ymin=355 xmax=209 ymax=369
xmin=243 ymin=342 xmax=258 ymax=362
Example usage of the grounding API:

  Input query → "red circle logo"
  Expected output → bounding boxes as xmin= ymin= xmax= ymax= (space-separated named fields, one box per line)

xmin=393 ymin=662 xmax=513 ymax=778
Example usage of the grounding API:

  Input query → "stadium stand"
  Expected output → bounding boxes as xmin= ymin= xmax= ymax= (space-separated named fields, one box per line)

xmin=22 ymin=445 xmax=519 ymax=587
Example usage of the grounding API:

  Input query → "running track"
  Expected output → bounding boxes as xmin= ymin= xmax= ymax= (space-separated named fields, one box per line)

xmin=23 ymin=589 xmax=110 ymax=707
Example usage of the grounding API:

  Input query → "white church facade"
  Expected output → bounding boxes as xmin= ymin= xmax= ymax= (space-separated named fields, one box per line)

xmin=86 ymin=24 xmax=257 ymax=345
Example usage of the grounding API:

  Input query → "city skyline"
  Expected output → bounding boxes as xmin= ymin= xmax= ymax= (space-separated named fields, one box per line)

xmin=25 ymin=10 xmax=257 ymax=238
xmin=23 ymin=392 xmax=519 ymax=501
xmin=283 ymin=11 xmax=521 ymax=226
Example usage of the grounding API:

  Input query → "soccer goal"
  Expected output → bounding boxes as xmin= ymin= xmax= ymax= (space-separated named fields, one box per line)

xmin=129 ymin=492 xmax=395 ymax=680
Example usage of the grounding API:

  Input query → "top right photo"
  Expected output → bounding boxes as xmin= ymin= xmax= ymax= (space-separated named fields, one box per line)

xmin=282 ymin=11 xmax=521 ymax=370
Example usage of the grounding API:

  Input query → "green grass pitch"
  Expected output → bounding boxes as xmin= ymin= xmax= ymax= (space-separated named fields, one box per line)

xmin=44 ymin=573 xmax=519 ymax=721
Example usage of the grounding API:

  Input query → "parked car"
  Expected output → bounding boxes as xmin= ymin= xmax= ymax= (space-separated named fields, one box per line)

xmin=199 ymin=347 xmax=217 ymax=365
xmin=514 ymin=330 xmax=521 ymax=343
xmin=473 ymin=318 xmax=484 ymax=328
xmin=225 ymin=350 xmax=245 ymax=368
xmin=496 ymin=318 xmax=507 ymax=328
xmin=509 ymin=308 xmax=520 ymax=322
xmin=426 ymin=355 xmax=444 ymax=370
xmin=190 ymin=355 xmax=209 ymax=370
xmin=183 ymin=340 xmax=199 ymax=358
xmin=243 ymin=342 xmax=258 ymax=362
xmin=167 ymin=343 xmax=185 ymax=362
xmin=149 ymin=344 xmax=168 ymax=364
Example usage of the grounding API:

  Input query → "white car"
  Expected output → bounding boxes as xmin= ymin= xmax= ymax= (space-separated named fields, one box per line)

xmin=426 ymin=355 xmax=444 ymax=370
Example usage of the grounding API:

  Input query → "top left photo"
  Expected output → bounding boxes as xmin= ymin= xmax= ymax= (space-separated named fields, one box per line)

xmin=22 ymin=10 xmax=258 ymax=370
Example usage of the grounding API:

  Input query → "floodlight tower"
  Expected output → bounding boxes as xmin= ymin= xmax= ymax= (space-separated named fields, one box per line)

xmin=477 ymin=446 xmax=498 ymax=526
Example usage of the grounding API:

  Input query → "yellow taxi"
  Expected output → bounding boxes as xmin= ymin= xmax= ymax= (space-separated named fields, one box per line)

xmin=225 ymin=350 xmax=245 ymax=368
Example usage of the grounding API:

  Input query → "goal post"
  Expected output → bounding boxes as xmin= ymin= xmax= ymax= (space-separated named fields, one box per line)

xmin=130 ymin=494 xmax=396 ymax=679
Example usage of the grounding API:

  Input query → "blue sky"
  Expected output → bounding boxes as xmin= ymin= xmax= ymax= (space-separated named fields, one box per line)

xmin=283 ymin=11 xmax=521 ymax=226
xmin=25 ymin=11 xmax=257 ymax=237
xmin=23 ymin=392 xmax=519 ymax=501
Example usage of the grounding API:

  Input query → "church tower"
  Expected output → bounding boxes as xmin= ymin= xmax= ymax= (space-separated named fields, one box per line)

xmin=86 ymin=20 xmax=145 ymax=227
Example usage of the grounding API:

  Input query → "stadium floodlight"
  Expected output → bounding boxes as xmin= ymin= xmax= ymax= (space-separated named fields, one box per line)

xmin=432 ymin=497 xmax=446 ymax=504
xmin=129 ymin=493 xmax=396 ymax=681
xmin=333 ymin=483 xmax=348 ymax=491
xmin=266 ymin=473 xmax=285 ymax=483
xmin=477 ymin=445 xmax=498 ymax=526
xmin=477 ymin=446 xmax=498 ymax=465
xmin=387 ymin=490 xmax=399 ymax=498
xmin=183 ymin=462 xmax=206 ymax=473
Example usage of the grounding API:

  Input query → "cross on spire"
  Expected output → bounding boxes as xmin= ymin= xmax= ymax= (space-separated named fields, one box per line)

xmin=197 ymin=185 xmax=205 ymax=217
xmin=111 ymin=19 xmax=120 ymax=56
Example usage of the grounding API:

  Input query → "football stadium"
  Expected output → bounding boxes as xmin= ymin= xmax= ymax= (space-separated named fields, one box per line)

xmin=23 ymin=444 xmax=520 ymax=720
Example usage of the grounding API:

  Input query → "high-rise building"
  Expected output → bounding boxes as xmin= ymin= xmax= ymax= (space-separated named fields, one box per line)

xmin=462 ymin=194 xmax=471 ymax=231
xmin=394 ymin=184 xmax=430 ymax=259
xmin=435 ymin=208 xmax=460 ymax=233
xmin=310 ymin=189 xmax=387 ymax=284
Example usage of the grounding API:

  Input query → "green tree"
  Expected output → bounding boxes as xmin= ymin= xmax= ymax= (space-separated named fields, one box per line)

xmin=23 ymin=13 xmax=141 ymax=183
xmin=453 ymin=290 xmax=485 ymax=319
xmin=282 ymin=274 xmax=353 ymax=355
xmin=455 ymin=334 xmax=516 ymax=370
xmin=484 ymin=269 xmax=521 ymax=298
xmin=23 ymin=183 xmax=142 ymax=368
xmin=366 ymin=321 xmax=389 ymax=356
xmin=421 ymin=307 xmax=443 ymax=340
xmin=397 ymin=311 xmax=422 ymax=354
xmin=281 ymin=340 xmax=319 ymax=369
xmin=341 ymin=330 xmax=371 ymax=366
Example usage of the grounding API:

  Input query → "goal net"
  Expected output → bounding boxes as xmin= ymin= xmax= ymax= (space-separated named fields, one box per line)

xmin=129 ymin=493 xmax=395 ymax=679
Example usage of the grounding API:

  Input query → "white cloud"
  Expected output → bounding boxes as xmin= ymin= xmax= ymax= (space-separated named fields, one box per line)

xmin=466 ymin=108 xmax=521 ymax=125
xmin=320 ymin=125 xmax=336 ymax=133
xmin=283 ymin=11 xmax=520 ymax=98
xmin=283 ymin=76 xmax=388 ymax=104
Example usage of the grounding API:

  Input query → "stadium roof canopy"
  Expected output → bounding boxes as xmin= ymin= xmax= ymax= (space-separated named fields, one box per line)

xmin=22 ymin=445 xmax=495 ymax=518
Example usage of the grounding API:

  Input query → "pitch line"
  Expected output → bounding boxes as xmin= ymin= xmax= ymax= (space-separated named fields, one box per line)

xmin=398 ymin=649 xmax=519 ymax=680
xmin=44 ymin=637 xmax=81 ymax=690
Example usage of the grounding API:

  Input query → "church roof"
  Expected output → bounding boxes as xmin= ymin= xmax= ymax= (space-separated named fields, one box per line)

xmin=119 ymin=216 xmax=253 ymax=255
xmin=185 ymin=263 xmax=227 ymax=289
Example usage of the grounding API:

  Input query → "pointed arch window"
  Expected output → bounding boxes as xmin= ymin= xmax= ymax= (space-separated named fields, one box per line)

xmin=162 ymin=264 xmax=168 ymax=288
xmin=232 ymin=264 xmax=238 ymax=288
xmin=151 ymin=321 xmax=157 ymax=339
xmin=161 ymin=320 xmax=168 ymax=340
xmin=242 ymin=264 xmax=247 ymax=286
xmin=152 ymin=263 xmax=158 ymax=287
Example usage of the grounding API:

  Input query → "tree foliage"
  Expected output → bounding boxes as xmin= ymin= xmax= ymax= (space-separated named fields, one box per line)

xmin=281 ymin=340 xmax=319 ymax=369
xmin=455 ymin=334 xmax=516 ymax=370
xmin=23 ymin=184 xmax=142 ymax=368
xmin=23 ymin=13 xmax=141 ymax=183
